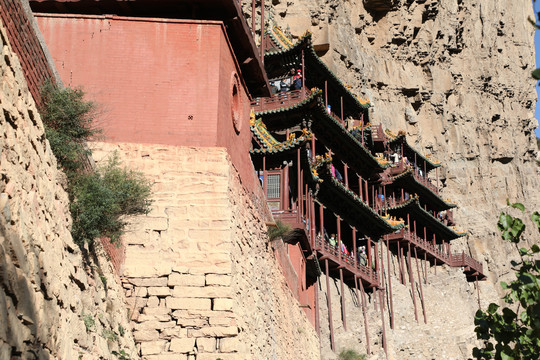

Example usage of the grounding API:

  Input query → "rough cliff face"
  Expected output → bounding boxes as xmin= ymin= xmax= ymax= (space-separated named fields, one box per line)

xmin=0 ymin=19 xmax=137 ymax=360
xmin=259 ymin=0 xmax=540 ymax=358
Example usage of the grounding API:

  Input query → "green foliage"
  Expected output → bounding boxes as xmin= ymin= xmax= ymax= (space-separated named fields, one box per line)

xmin=473 ymin=202 xmax=540 ymax=360
xmin=338 ymin=349 xmax=366 ymax=360
xmin=39 ymin=83 xmax=152 ymax=247
xmin=267 ymin=220 xmax=292 ymax=241
xmin=118 ymin=325 xmax=125 ymax=337
xmin=112 ymin=350 xmax=132 ymax=360
xmin=39 ymin=81 xmax=99 ymax=175
xmin=70 ymin=153 xmax=152 ymax=245
xmin=102 ymin=328 xmax=119 ymax=342
xmin=83 ymin=314 xmax=95 ymax=332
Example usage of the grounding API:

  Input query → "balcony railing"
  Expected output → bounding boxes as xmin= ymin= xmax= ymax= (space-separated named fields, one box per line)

xmin=315 ymin=235 xmax=378 ymax=284
xmin=387 ymin=228 xmax=484 ymax=276
xmin=251 ymin=88 xmax=310 ymax=112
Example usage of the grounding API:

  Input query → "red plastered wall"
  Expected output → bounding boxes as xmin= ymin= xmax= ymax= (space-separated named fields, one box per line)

xmin=35 ymin=14 xmax=256 ymax=190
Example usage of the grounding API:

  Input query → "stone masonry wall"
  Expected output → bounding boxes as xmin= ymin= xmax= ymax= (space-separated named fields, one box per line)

xmin=0 ymin=18 xmax=136 ymax=360
xmin=89 ymin=142 xmax=320 ymax=360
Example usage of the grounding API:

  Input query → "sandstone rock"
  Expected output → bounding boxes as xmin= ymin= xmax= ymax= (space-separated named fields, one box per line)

xmin=169 ymin=338 xmax=196 ymax=353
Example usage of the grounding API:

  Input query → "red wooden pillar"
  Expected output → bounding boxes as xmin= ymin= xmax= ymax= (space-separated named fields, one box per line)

xmin=352 ymin=227 xmax=357 ymax=268
xmin=319 ymin=203 xmax=325 ymax=249
xmin=424 ymin=252 xmax=428 ymax=284
xmin=378 ymin=240 xmax=386 ymax=311
xmin=251 ymin=0 xmax=255 ymax=37
xmin=325 ymin=81 xmax=328 ymax=107
xmin=397 ymin=241 xmax=404 ymax=285
xmin=262 ymin=156 xmax=267 ymax=196
xmin=283 ymin=164 xmax=289 ymax=211
xmin=297 ymin=149 xmax=302 ymax=219
xmin=344 ymin=164 xmax=349 ymax=188
xmin=379 ymin=288 xmax=388 ymax=358
xmin=260 ymin=0 xmax=264 ymax=64
xmin=436 ymin=167 xmax=439 ymax=194
xmin=337 ymin=216 xmax=342 ymax=261
xmin=367 ymin=236 xmax=372 ymax=270
xmin=358 ymin=176 xmax=363 ymax=201
xmin=315 ymin=278 xmax=320 ymax=337
xmin=340 ymin=96 xmax=344 ymax=123
xmin=476 ymin=277 xmax=481 ymax=309
xmin=364 ymin=180 xmax=369 ymax=205
xmin=325 ymin=259 xmax=335 ymax=351
xmin=311 ymin=135 xmax=316 ymax=162
xmin=301 ymin=50 xmax=305 ymax=93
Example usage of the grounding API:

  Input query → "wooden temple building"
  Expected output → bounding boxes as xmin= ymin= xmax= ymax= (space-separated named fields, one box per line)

xmin=250 ymin=25 xmax=486 ymax=353
xmin=28 ymin=0 xmax=486 ymax=355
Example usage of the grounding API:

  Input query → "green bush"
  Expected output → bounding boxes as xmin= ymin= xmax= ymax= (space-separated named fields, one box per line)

xmin=338 ymin=349 xmax=366 ymax=360
xmin=267 ymin=220 xmax=292 ymax=241
xmin=39 ymin=82 xmax=100 ymax=175
xmin=39 ymin=83 xmax=152 ymax=247
xmin=70 ymin=154 xmax=152 ymax=245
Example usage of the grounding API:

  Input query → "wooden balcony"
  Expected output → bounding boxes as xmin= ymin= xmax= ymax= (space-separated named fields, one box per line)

xmin=251 ymin=88 xmax=310 ymax=113
xmin=314 ymin=235 xmax=379 ymax=287
xmin=412 ymin=169 xmax=438 ymax=194
xmin=387 ymin=228 xmax=485 ymax=281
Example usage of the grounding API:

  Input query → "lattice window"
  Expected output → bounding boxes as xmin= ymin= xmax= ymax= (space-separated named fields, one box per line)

xmin=267 ymin=174 xmax=281 ymax=199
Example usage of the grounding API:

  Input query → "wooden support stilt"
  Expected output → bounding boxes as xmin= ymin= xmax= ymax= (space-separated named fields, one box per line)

xmin=260 ymin=0 xmax=264 ymax=63
xmin=325 ymin=259 xmax=335 ymax=351
xmin=358 ymin=278 xmax=371 ymax=355
xmin=476 ymin=277 xmax=481 ymax=309
xmin=315 ymin=278 xmax=320 ymax=337
xmin=319 ymin=203 xmax=325 ymax=248
xmin=424 ymin=252 xmax=428 ymax=284
xmin=379 ymin=240 xmax=386 ymax=311
xmin=408 ymin=243 xmax=419 ymax=322
xmin=340 ymin=268 xmax=347 ymax=330
xmin=373 ymin=241 xmax=379 ymax=312
xmin=414 ymin=248 xmax=427 ymax=324
xmin=378 ymin=288 xmax=388 ymax=358
xmin=400 ymin=245 xmax=407 ymax=286
xmin=386 ymin=237 xmax=395 ymax=329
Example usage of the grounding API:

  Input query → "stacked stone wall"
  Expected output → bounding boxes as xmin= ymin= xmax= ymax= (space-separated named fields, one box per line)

xmin=89 ymin=142 xmax=320 ymax=359
xmin=0 ymin=0 xmax=54 ymax=106
xmin=0 ymin=18 xmax=136 ymax=360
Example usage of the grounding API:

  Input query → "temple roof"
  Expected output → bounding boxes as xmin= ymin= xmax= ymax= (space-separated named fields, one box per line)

xmin=310 ymin=156 xmax=405 ymax=238
xmin=255 ymin=89 xmax=387 ymax=176
xmin=387 ymin=197 xmax=466 ymax=241
xmin=385 ymin=129 xmax=442 ymax=171
xmin=263 ymin=26 xmax=370 ymax=118
xmin=389 ymin=168 xmax=456 ymax=212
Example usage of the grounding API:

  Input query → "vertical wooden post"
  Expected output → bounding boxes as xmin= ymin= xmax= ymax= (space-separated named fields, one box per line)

xmin=408 ymin=242 xmax=419 ymax=322
xmin=386 ymin=237 xmax=395 ymax=329
xmin=379 ymin=288 xmax=388 ymax=358
xmin=397 ymin=241 xmax=404 ymax=285
xmin=337 ymin=216 xmax=342 ymax=261
xmin=311 ymin=196 xmax=317 ymax=248
xmin=340 ymin=96 xmax=344 ymax=123
xmin=379 ymin=240 xmax=386 ymax=311
xmin=358 ymin=176 xmax=363 ymax=201
xmin=325 ymin=259 xmax=335 ymax=351
xmin=424 ymin=252 xmax=428 ymax=284
xmin=340 ymin=268 xmax=347 ymax=331
xmin=319 ymin=203 xmax=325 ymax=249
xmin=301 ymin=50 xmax=305 ymax=92
xmin=262 ymin=156 xmax=267 ymax=196
xmin=260 ymin=0 xmax=264 ymax=64
xmin=325 ymin=81 xmax=328 ymax=107
xmin=358 ymin=278 xmax=371 ymax=355
xmin=367 ymin=237 xmax=372 ymax=271
xmin=353 ymin=227 xmax=357 ymax=268
xmin=315 ymin=278 xmax=320 ymax=337
xmin=414 ymin=247 xmax=427 ymax=324
xmin=283 ymin=164 xmax=289 ymax=211
xmin=476 ymin=277 xmax=481 ymax=309
xmin=364 ymin=180 xmax=369 ymax=206
xmin=251 ymin=0 xmax=255 ymax=37
xmin=344 ymin=164 xmax=349 ymax=188
xmin=374 ymin=241 xmax=379 ymax=311
xmin=436 ymin=167 xmax=439 ymax=194
xmin=297 ymin=149 xmax=302 ymax=220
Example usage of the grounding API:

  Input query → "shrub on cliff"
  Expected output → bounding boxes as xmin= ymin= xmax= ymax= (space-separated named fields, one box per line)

xmin=473 ymin=201 xmax=540 ymax=360
xmin=39 ymin=82 xmax=152 ymax=246
xmin=39 ymin=81 xmax=100 ymax=176
xmin=70 ymin=153 xmax=152 ymax=245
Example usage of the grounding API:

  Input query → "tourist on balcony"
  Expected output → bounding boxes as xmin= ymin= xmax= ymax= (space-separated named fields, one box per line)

xmin=292 ymin=69 xmax=303 ymax=90
xmin=279 ymin=68 xmax=295 ymax=92
xmin=341 ymin=241 xmax=349 ymax=256
xmin=358 ymin=246 xmax=367 ymax=265
xmin=329 ymin=234 xmax=337 ymax=248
